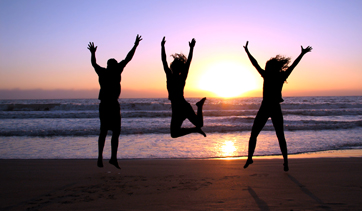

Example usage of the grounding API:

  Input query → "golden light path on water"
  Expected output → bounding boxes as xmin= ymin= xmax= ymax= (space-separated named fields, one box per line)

xmin=219 ymin=140 xmax=238 ymax=157
xmin=2 ymin=130 xmax=362 ymax=159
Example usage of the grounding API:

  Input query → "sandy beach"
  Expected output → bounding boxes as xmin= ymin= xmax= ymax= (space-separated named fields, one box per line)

xmin=1 ymin=155 xmax=362 ymax=211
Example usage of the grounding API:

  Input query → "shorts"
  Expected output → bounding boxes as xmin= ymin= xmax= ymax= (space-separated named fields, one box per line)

xmin=171 ymin=99 xmax=194 ymax=122
xmin=257 ymin=100 xmax=282 ymax=119
xmin=99 ymin=101 xmax=121 ymax=132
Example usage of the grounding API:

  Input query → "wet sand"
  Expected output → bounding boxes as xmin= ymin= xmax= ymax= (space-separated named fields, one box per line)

xmin=1 ymin=157 xmax=362 ymax=210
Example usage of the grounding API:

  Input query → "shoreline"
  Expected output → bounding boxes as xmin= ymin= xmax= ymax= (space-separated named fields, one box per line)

xmin=252 ymin=148 xmax=362 ymax=159
xmin=2 ymin=128 xmax=362 ymax=159
xmin=1 ymin=148 xmax=362 ymax=160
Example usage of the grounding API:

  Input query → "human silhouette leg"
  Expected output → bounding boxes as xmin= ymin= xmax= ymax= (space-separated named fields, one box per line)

xmin=109 ymin=129 xmax=121 ymax=169
xmin=271 ymin=105 xmax=288 ymax=171
xmin=185 ymin=99 xmax=206 ymax=137
xmin=244 ymin=104 xmax=269 ymax=169
xmin=97 ymin=129 xmax=107 ymax=167
xmin=170 ymin=115 xmax=203 ymax=138
xmin=170 ymin=101 xmax=205 ymax=138
xmin=196 ymin=97 xmax=206 ymax=127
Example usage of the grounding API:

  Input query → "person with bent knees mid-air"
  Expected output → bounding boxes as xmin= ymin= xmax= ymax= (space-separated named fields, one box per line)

xmin=161 ymin=36 xmax=207 ymax=138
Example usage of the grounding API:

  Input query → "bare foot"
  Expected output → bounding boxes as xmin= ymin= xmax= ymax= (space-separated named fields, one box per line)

xmin=284 ymin=163 xmax=289 ymax=172
xmin=197 ymin=128 xmax=206 ymax=137
xmin=244 ymin=159 xmax=253 ymax=169
xmin=196 ymin=97 xmax=206 ymax=108
xmin=109 ymin=159 xmax=121 ymax=169
xmin=97 ymin=158 xmax=103 ymax=168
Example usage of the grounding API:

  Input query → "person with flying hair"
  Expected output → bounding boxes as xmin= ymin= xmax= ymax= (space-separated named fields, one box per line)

xmin=161 ymin=36 xmax=206 ymax=138
xmin=243 ymin=41 xmax=312 ymax=171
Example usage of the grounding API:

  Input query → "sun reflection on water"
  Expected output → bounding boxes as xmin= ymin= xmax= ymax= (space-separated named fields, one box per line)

xmin=220 ymin=140 xmax=238 ymax=157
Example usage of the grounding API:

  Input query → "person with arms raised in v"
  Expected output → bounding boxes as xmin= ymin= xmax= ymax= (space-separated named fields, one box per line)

xmin=243 ymin=41 xmax=312 ymax=171
xmin=88 ymin=34 xmax=142 ymax=169
xmin=161 ymin=36 xmax=206 ymax=138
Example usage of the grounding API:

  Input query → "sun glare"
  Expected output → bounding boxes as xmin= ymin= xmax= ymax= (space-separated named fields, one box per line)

xmin=220 ymin=140 xmax=237 ymax=157
xmin=198 ymin=61 xmax=258 ymax=98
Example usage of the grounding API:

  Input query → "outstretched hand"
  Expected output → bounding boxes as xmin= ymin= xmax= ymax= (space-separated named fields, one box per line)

xmin=161 ymin=36 xmax=166 ymax=46
xmin=189 ymin=38 xmax=196 ymax=48
xmin=243 ymin=41 xmax=249 ymax=52
xmin=301 ymin=46 xmax=312 ymax=54
xmin=135 ymin=34 xmax=142 ymax=46
xmin=87 ymin=42 xmax=97 ymax=53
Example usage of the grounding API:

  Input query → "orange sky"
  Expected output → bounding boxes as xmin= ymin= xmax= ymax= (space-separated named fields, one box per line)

xmin=0 ymin=1 xmax=361 ymax=99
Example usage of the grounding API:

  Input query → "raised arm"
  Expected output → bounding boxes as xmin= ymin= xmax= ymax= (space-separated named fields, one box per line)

xmin=87 ymin=42 xmax=101 ymax=71
xmin=186 ymin=38 xmax=195 ymax=68
xmin=123 ymin=34 xmax=142 ymax=65
xmin=284 ymin=45 xmax=312 ymax=78
xmin=161 ymin=36 xmax=171 ymax=75
xmin=244 ymin=41 xmax=264 ymax=76
xmin=184 ymin=38 xmax=196 ymax=78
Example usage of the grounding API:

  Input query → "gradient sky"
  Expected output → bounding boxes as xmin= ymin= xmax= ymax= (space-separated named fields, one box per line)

xmin=0 ymin=0 xmax=361 ymax=99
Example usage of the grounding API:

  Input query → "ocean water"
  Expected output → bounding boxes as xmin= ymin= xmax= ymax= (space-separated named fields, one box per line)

xmin=0 ymin=96 xmax=361 ymax=159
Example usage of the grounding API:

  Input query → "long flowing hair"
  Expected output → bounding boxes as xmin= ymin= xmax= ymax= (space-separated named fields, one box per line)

xmin=170 ymin=53 xmax=187 ymax=75
xmin=265 ymin=55 xmax=290 ymax=72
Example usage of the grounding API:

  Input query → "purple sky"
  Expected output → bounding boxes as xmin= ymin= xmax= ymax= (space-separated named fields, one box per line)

xmin=1 ymin=0 xmax=361 ymax=99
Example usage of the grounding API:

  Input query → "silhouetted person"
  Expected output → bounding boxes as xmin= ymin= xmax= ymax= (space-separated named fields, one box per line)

xmin=243 ymin=41 xmax=312 ymax=171
xmin=161 ymin=36 xmax=206 ymax=138
xmin=88 ymin=34 xmax=142 ymax=169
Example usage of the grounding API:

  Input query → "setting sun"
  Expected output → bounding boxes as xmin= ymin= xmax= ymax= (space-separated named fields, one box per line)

xmin=198 ymin=61 xmax=258 ymax=98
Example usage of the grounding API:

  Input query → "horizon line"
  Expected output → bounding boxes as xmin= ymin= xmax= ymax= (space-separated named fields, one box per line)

xmin=0 ymin=88 xmax=361 ymax=100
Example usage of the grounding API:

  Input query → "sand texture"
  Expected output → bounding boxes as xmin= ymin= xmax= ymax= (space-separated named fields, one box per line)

xmin=1 ymin=158 xmax=362 ymax=210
